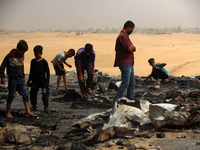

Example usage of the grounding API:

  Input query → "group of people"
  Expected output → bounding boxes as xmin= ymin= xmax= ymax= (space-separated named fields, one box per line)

xmin=0 ymin=20 xmax=169 ymax=118
xmin=0 ymin=40 xmax=95 ymax=118
xmin=50 ymin=43 xmax=95 ymax=98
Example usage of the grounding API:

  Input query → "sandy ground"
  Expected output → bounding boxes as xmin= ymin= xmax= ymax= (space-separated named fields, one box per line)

xmin=0 ymin=32 xmax=200 ymax=77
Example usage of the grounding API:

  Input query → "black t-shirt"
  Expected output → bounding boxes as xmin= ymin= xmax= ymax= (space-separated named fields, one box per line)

xmin=28 ymin=58 xmax=50 ymax=84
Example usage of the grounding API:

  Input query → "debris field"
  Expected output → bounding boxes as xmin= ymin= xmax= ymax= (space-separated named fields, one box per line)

xmin=0 ymin=70 xmax=200 ymax=150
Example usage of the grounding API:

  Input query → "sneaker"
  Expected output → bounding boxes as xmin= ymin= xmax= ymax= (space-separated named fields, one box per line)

xmin=82 ymin=95 xmax=88 ymax=101
xmin=44 ymin=107 xmax=50 ymax=114
xmin=30 ymin=106 xmax=37 ymax=111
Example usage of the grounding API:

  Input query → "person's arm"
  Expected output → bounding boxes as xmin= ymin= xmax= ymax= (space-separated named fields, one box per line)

xmin=77 ymin=60 xmax=84 ymax=82
xmin=64 ymin=61 xmax=72 ymax=68
xmin=0 ymin=56 xmax=9 ymax=84
xmin=119 ymin=35 xmax=136 ymax=53
xmin=91 ymin=52 xmax=95 ymax=78
xmin=56 ymin=60 xmax=65 ymax=71
xmin=127 ymin=45 xmax=136 ymax=52
xmin=27 ymin=60 xmax=33 ymax=85
xmin=23 ymin=65 xmax=25 ymax=83
xmin=154 ymin=63 xmax=167 ymax=70
xmin=45 ymin=60 xmax=50 ymax=86
xmin=91 ymin=61 xmax=95 ymax=78
xmin=144 ymin=74 xmax=152 ymax=82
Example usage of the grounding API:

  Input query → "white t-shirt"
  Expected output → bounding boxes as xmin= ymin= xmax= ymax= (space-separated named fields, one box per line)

xmin=51 ymin=51 xmax=68 ymax=66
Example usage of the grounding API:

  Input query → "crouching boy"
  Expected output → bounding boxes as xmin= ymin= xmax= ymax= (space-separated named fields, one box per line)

xmin=144 ymin=58 xmax=169 ymax=84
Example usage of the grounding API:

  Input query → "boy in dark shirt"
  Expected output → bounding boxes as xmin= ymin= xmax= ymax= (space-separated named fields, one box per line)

xmin=0 ymin=40 xmax=37 ymax=118
xmin=27 ymin=45 xmax=50 ymax=113
xmin=75 ymin=43 xmax=95 ymax=97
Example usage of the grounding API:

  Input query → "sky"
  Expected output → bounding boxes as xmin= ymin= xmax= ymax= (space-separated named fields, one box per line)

xmin=0 ymin=0 xmax=200 ymax=31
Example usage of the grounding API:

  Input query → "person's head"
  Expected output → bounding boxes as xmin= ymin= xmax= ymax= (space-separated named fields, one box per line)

xmin=148 ymin=58 xmax=155 ymax=66
xmin=84 ymin=43 xmax=93 ymax=56
xmin=33 ymin=45 xmax=43 ymax=60
xmin=16 ymin=40 xmax=28 ymax=56
xmin=67 ymin=49 xmax=75 ymax=57
xmin=123 ymin=20 xmax=135 ymax=35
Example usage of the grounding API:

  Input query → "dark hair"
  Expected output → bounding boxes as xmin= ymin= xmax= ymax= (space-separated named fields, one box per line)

xmin=17 ymin=40 xmax=28 ymax=52
xmin=68 ymin=49 xmax=75 ymax=56
xmin=34 ymin=45 xmax=43 ymax=53
xmin=123 ymin=20 xmax=135 ymax=29
xmin=148 ymin=58 xmax=155 ymax=64
xmin=84 ymin=43 xmax=93 ymax=53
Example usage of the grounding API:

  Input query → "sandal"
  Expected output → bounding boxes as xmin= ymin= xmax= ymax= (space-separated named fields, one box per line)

xmin=87 ymin=88 xmax=93 ymax=94
xmin=164 ymin=79 xmax=170 ymax=83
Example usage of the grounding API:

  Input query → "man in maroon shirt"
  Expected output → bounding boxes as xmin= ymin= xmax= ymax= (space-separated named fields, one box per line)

xmin=114 ymin=20 xmax=136 ymax=101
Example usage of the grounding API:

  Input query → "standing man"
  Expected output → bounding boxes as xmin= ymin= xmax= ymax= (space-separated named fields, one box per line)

xmin=114 ymin=20 xmax=136 ymax=101
xmin=75 ymin=43 xmax=95 ymax=98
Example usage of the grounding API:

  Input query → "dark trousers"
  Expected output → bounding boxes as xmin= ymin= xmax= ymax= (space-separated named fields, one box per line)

xmin=152 ymin=69 xmax=168 ymax=80
xmin=77 ymin=65 xmax=93 ymax=95
xmin=30 ymin=82 xmax=49 ymax=107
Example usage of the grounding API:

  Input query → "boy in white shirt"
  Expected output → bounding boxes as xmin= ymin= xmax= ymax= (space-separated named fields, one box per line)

xmin=51 ymin=49 xmax=75 ymax=90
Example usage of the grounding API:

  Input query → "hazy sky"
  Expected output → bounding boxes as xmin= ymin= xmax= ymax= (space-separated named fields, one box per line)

xmin=0 ymin=0 xmax=199 ymax=31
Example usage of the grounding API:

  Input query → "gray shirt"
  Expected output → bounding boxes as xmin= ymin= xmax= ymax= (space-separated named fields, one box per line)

xmin=51 ymin=51 xmax=68 ymax=66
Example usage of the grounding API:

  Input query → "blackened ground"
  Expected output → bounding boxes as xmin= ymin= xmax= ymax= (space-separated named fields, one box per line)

xmin=0 ymin=73 xmax=200 ymax=149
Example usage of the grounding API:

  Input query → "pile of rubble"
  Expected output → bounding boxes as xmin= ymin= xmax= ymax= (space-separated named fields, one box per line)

xmin=0 ymin=70 xmax=200 ymax=149
xmin=61 ymin=71 xmax=200 ymax=149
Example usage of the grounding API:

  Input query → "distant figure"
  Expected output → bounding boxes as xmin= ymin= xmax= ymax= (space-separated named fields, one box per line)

xmin=144 ymin=58 xmax=169 ymax=84
xmin=51 ymin=49 xmax=75 ymax=90
xmin=75 ymin=43 xmax=95 ymax=98
xmin=114 ymin=20 xmax=136 ymax=101
xmin=27 ymin=45 xmax=50 ymax=113
xmin=0 ymin=40 xmax=37 ymax=118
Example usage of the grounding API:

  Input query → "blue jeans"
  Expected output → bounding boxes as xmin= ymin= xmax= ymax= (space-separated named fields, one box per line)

xmin=7 ymin=78 xmax=29 ymax=104
xmin=115 ymin=65 xmax=135 ymax=101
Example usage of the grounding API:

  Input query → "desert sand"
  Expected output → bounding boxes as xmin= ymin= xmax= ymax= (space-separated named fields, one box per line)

xmin=0 ymin=32 xmax=200 ymax=76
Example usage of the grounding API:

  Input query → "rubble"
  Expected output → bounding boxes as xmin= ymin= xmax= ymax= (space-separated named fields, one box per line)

xmin=103 ymin=101 xmax=153 ymax=131
xmin=0 ymin=71 xmax=200 ymax=149
xmin=0 ymin=123 xmax=40 ymax=145
xmin=156 ymin=132 xmax=165 ymax=138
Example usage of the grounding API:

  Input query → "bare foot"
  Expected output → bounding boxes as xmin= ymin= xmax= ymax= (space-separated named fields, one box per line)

xmin=6 ymin=113 xmax=14 ymax=118
xmin=26 ymin=112 xmax=37 ymax=118
xmin=154 ymin=82 xmax=161 ymax=85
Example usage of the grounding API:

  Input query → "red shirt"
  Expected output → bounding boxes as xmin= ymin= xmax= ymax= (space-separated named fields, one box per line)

xmin=114 ymin=30 xmax=134 ymax=67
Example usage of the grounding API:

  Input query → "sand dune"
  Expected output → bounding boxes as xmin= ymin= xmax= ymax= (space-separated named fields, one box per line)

xmin=0 ymin=32 xmax=200 ymax=77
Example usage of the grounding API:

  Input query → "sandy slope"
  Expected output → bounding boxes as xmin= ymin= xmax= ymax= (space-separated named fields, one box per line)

xmin=0 ymin=32 xmax=200 ymax=76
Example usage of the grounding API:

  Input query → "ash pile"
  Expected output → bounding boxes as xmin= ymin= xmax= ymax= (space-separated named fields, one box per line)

xmin=0 ymin=70 xmax=200 ymax=149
